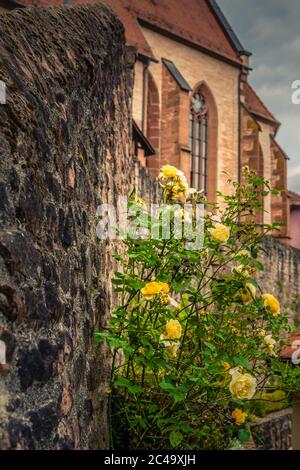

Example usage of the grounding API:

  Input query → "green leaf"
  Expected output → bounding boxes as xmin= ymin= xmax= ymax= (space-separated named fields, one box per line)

xmin=94 ymin=332 xmax=109 ymax=343
xmin=169 ymin=431 xmax=183 ymax=448
xmin=160 ymin=382 xmax=176 ymax=392
xmin=233 ymin=356 xmax=249 ymax=368
xmin=128 ymin=385 xmax=144 ymax=394
xmin=114 ymin=377 xmax=131 ymax=388
xmin=148 ymin=404 xmax=159 ymax=414
xmin=238 ymin=429 xmax=250 ymax=443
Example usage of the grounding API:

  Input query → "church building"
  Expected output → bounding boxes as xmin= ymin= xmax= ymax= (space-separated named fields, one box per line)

xmin=2 ymin=0 xmax=300 ymax=247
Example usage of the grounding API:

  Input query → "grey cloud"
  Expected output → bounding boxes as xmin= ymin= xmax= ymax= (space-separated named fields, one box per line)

xmin=219 ymin=0 xmax=300 ymax=191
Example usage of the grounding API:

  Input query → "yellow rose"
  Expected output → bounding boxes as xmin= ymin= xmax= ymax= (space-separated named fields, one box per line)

xmin=161 ymin=165 xmax=178 ymax=179
xmin=141 ymin=281 xmax=162 ymax=300
xmin=165 ymin=319 xmax=182 ymax=340
xmin=240 ymin=282 xmax=256 ymax=303
xmin=232 ymin=408 xmax=248 ymax=426
xmin=141 ymin=281 xmax=170 ymax=300
xmin=262 ymin=294 xmax=280 ymax=317
xmin=229 ymin=372 xmax=257 ymax=400
xmin=210 ymin=224 xmax=230 ymax=244
xmin=158 ymin=282 xmax=170 ymax=294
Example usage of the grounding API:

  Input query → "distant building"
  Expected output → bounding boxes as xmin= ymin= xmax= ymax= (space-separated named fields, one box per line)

xmin=2 ymin=0 xmax=299 ymax=248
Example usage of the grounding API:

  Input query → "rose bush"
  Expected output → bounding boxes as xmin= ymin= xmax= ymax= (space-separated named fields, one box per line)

xmin=95 ymin=166 xmax=298 ymax=450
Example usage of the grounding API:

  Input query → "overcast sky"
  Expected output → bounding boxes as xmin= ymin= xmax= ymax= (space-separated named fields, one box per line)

xmin=220 ymin=0 xmax=300 ymax=193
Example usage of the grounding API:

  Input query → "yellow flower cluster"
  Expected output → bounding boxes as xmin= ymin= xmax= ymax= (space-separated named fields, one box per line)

xmin=160 ymin=165 xmax=178 ymax=179
xmin=209 ymin=224 xmax=230 ymax=244
xmin=232 ymin=408 xmax=248 ymax=426
xmin=262 ymin=293 xmax=280 ymax=317
xmin=141 ymin=281 xmax=170 ymax=300
xmin=159 ymin=165 xmax=189 ymax=202
xmin=229 ymin=371 xmax=256 ymax=400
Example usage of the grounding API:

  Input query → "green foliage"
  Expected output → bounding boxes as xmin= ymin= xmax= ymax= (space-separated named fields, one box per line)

xmin=95 ymin=166 xmax=298 ymax=450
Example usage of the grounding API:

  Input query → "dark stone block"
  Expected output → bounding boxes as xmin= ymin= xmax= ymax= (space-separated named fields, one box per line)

xmin=59 ymin=208 xmax=75 ymax=247
xmin=0 ymin=230 xmax=42 ymax=278
xmin=42 ymin=254 xmax=58 ymax=283
xmin=8 ymin=420 xmax=35 ymax=450
xmin=44 ymin=282 xmax=64 ymax=322
xmin=29 ymin=405 xmax=59 ymax=441
xmin=18 ymin=341 xmax=59 ymax=390
xmin=24 ymin=287 xmax=49 ymax=325
xmin=18 ymin=177 xmax=43 ymax=232
xmin=82 ymin=210 xmax=88 ymax=235
xmin=9 ymin=167 xmax=20 ymax=192
xmin=18 ymin=348 xmax=46 ymax=390
xmin=84 ymin=399 xmax=94 ymax=420
xmin=59 ymin=257 xmax=70 ymax=293
xmin=60 ymin=118 xmax=70 ymax=146
xmin=44 ymin=172 xmax=61 ymax=201
xmin=74 ymin=352 xmax=85 ymax=391
xmin=0 ymin=284 xmax=26 ymax=321
xmin=70 ymin=99 xmax=82 ymax=123
xmin=6 ymin=397 xmax=21 ymax=413
xmin=0 ymin=182 xmax=9 ymax=212
xmin=55 ymin=436 xmax=75 ymax=450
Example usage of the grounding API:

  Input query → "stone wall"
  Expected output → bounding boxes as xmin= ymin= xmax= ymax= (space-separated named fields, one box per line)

xmin=259 ymin=237 xmax=300 ymax=324
xmin=252 ymin=408 xmax=292 ymax=450
xmin=0 ymin=5 xmax=134 ymax=449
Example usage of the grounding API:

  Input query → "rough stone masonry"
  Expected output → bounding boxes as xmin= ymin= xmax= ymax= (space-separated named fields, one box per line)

xmin=0 ymin=5 xmax=135 ymax=449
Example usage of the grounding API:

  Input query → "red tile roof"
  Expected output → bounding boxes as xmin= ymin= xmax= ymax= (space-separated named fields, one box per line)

xmin=103 ymin=0 xmax=156 ymax=60
xmin=244 ymin=82 xmax=280 ymax=126
xmin=111 ymin=0 xmax=243 ymax=64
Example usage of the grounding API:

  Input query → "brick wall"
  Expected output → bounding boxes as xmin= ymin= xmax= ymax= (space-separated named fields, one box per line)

xmin=0 ymin=5 xmax=134 ymax=449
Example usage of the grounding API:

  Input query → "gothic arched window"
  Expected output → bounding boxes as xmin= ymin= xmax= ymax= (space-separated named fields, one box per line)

xmin=190 ymin=92 xmax=208 ymax=193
